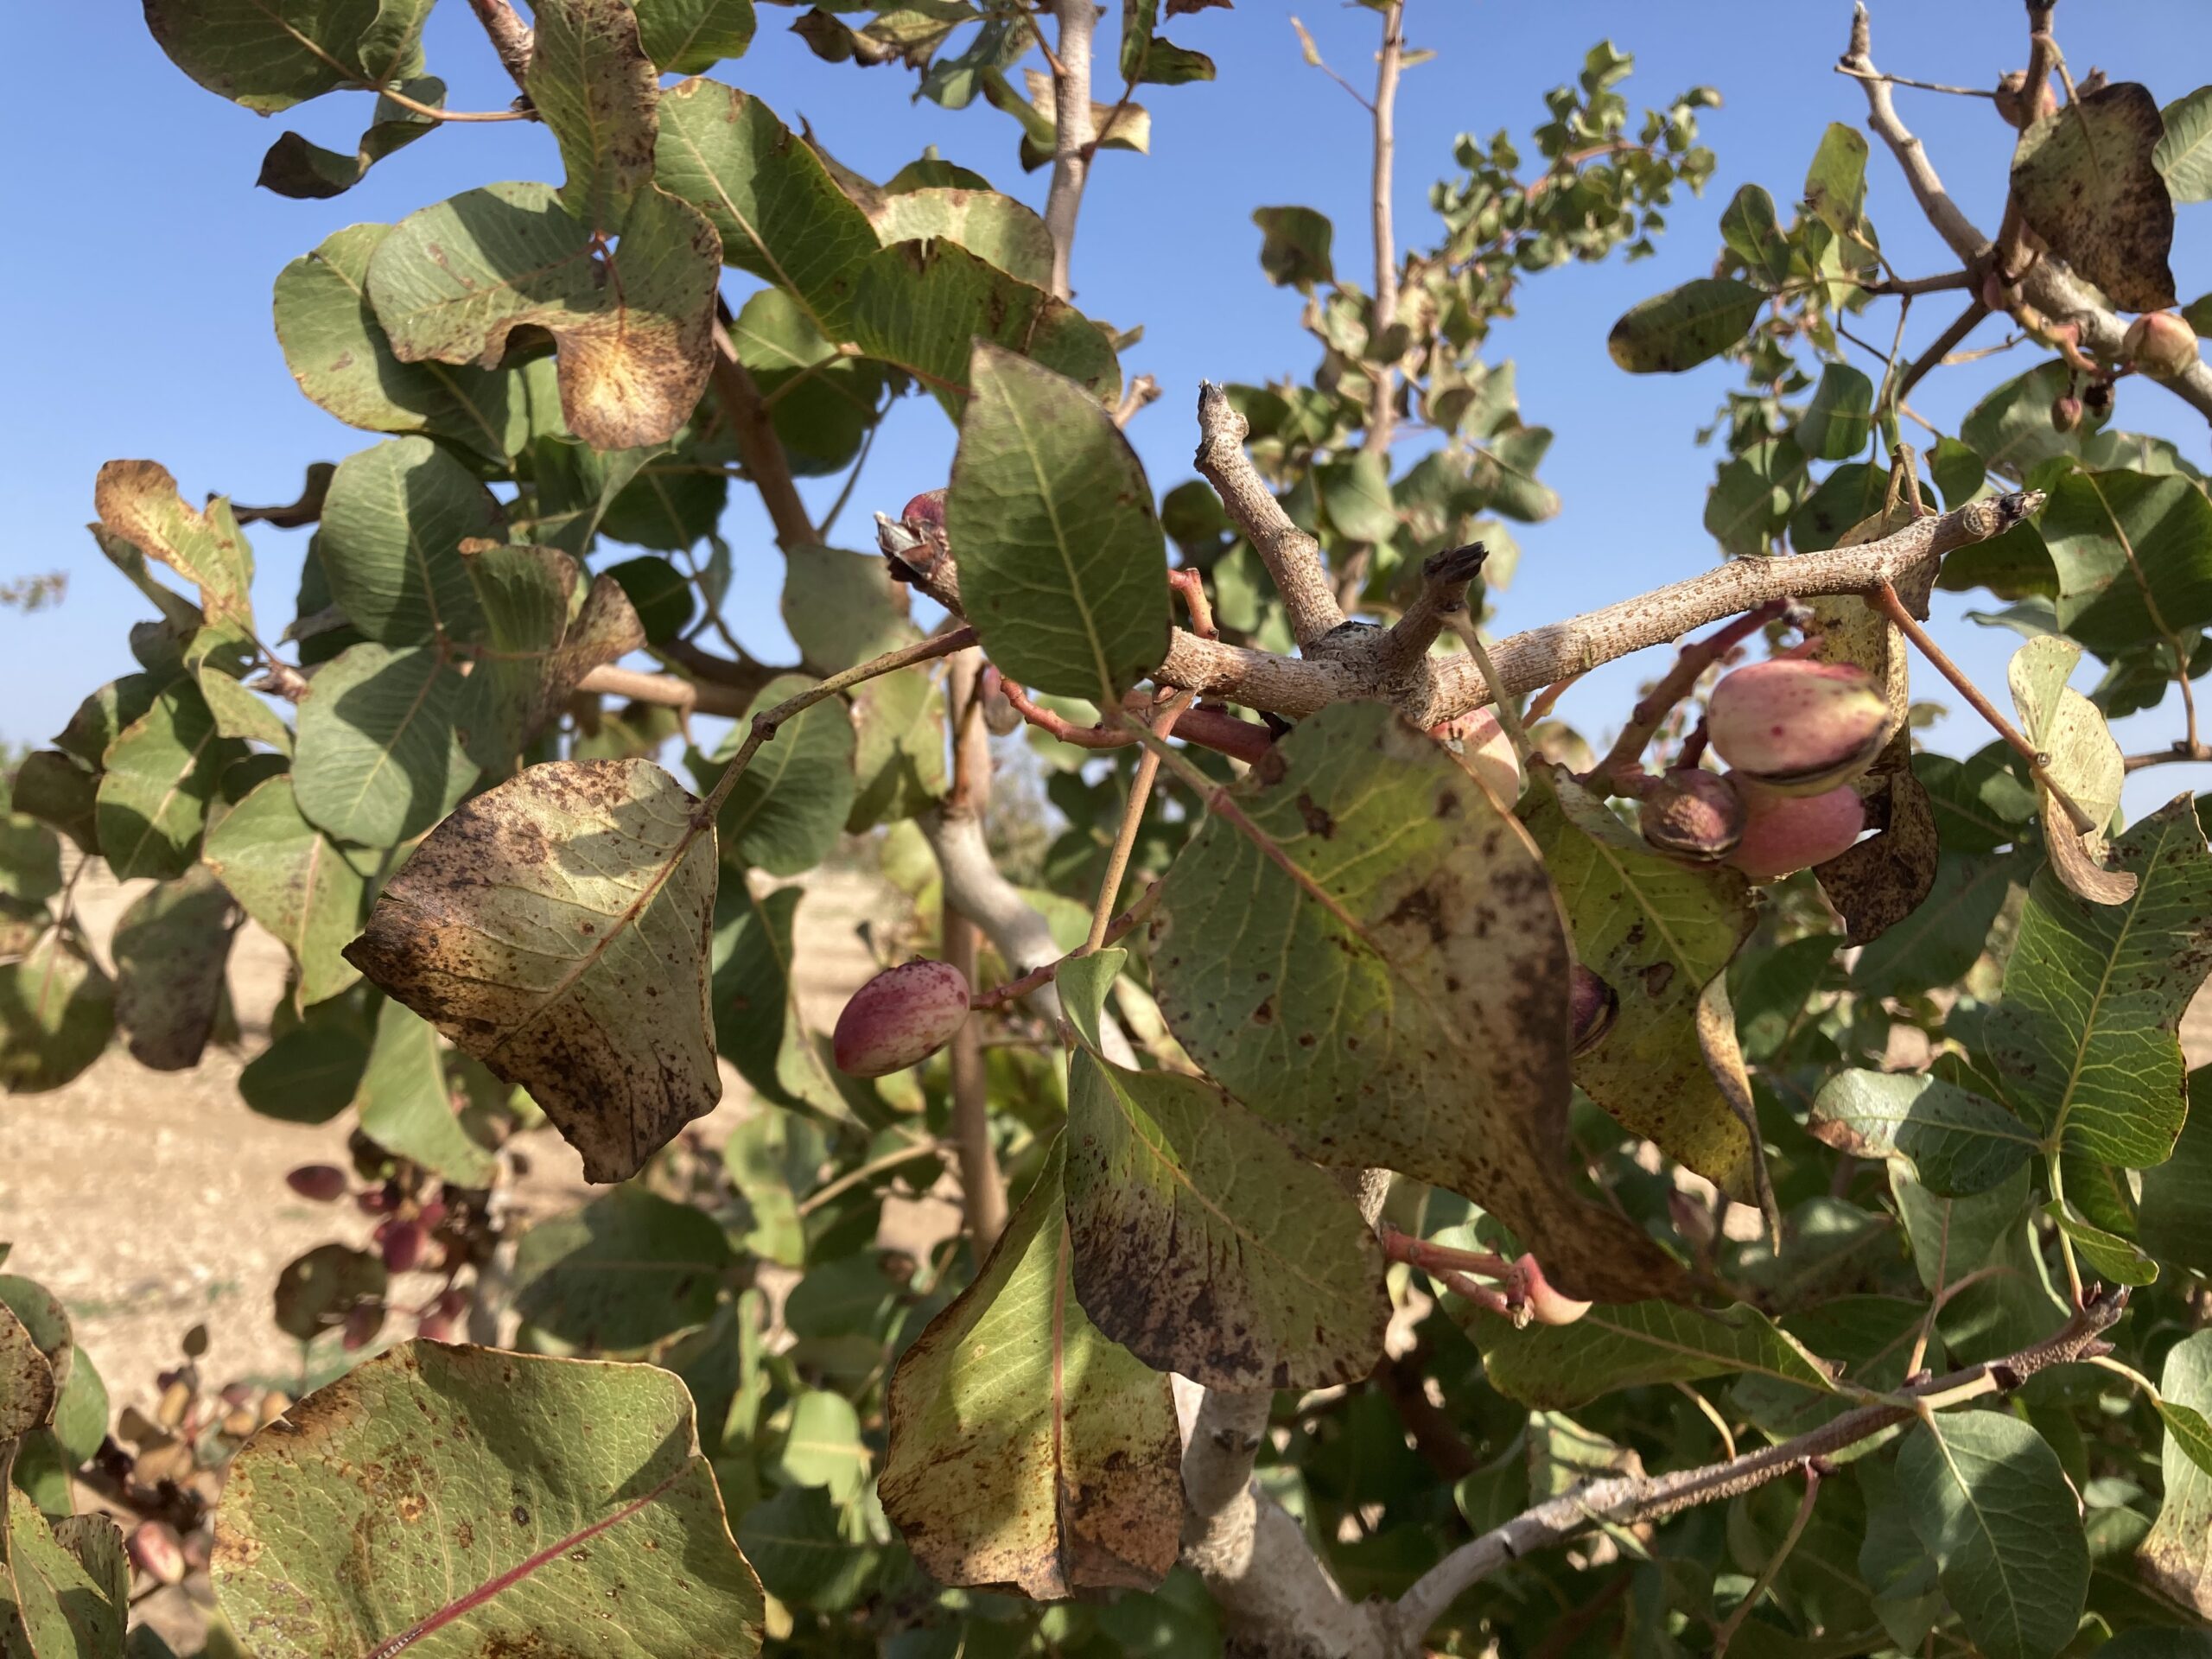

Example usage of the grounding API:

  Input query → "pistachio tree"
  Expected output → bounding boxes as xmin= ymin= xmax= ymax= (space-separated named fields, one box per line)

xmin=6 ymin=2 xmax=2212 ymax=1656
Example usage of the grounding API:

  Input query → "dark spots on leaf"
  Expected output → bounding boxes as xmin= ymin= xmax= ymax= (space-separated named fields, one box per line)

xmin=512 ymin=1505 xmax=531 ymax=1526
xmin=1640 ymin=962 xmax=1675 ymax=997
xmin=1295 ymin=791 xmax=1334 ymax=838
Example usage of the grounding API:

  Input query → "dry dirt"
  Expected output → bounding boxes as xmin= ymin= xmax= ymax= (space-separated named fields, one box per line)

xmin=0 ymin=857 xmax=902 ymax=1414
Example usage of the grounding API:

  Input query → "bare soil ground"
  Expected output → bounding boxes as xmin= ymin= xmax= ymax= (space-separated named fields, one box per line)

xmin=0 ymin=858 xmax=899 ymax=1414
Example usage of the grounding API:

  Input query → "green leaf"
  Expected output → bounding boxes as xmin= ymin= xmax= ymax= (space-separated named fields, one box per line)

xmin=1788 ymin=459 xmax=1890 ymax=555
xmin=1252 ymin=206 xmax=1334 ymax=290
xmin=196 ymin=665 xmax=295 ymax=754
xmin=1854 ymin=852 xmax=2015 ymax=997
xmin=726 ymin=292 xmax=883 ymax=476
xmin=142 ymin=0 xmax=434 ymax=113
xmin=1064 ymin=1031 xmax=1388 ymax=1390
xmin=202 ymin=775 xmax=371 ymax=1006
xmin=1704 ymin=437 xmax=1804 ymax=556
xmin=272 ymin=1243 xmax=386 ymax=1342
xmin=782 ymin=545 xmax=919 ymax=672
xmin=844 ymin=242 xmax=1122 ymax=410
xmin=1963 ymin=360 xmax=2108 ymax=478
xmin=1719 ymin=184 xmax=1789 ymax=285
xmin=96 ymin=682 xmax=244 ymax=881
xmin=635 ymin=0 xmax=756 ymax=73
xmin=1796 ymin=363 xmax=1876 ymax=462
xmin=0 ymin=932 xmax=113 ymax=1096
xmin=1898 ymin=1410 xmax=2088 ymax=1659
xmin=699 ymin=675 xmax=855 ymax=878
xmin=292 ymin=641 xmax=477 ymax=848
xmin=2012 ymin=82 xmax=2176 ymax=314
xmin=1153 ymin=704 xmax=1683 ymax=1301
xmin=655 ymin=79 xmax=880 ymax=332
xmin=602 ymin=461 xmax=728 ymax=552
xmin=274 ymin=225 xmax=563 ymax=470
xmin=353 ymin=1001 xmax=499 ymax=1186
xmin=2143 ymin=1330 xmax=2212 ymax=1615
xmin=1121 ymin=0 xmax=1213 ymax=86
xmin=1522 ymin=769 xmax=1758 ymax=1196
xmin=3 ymin=1492 xmax=129 ymax=1659
xmin=0 ymin=817 xmax=60 ymax=908
xmin=112 ymin=868 xmax=234 ymax=1073
xmin=948 ymin=343 xmax=1169 ymax=702
xmin=772 ymin=1389 xmax=868 ymax=1503
xmin=736 ymin=1485 xmax=872 ymax=1611
xmin=1803 ymin=122 xmax=1871 ymax=244
xmin=9 ymin=754 xmax=99 ymax=859
xmin=1984 ymin=796 xmax=2212 ymax=1166
xmin=1472 ymin=1300 xmax=1837 ymax=1411
xmin=605 ymin=556 xmax=695 ymax=644
xmin=1808 ymin=1071 xmax=2037 ymax=1196
xmin=257 ymin=79 xmax=443 ymax=200
xmin=2040 ymin=468 xmax=2212 ymax=658
xmin=367 ymin=181 xmax=721 ymax=451
xmin=1320 ymin=450 xmax=1399 ymax=543
xmin=2158 ymin=86 xmax=2212 ymax=203
xmin=514 ymin=1187 xmax=734 ymax=1349
xmin=709 ymin=882 xmax=847 ymax=1122
xmin=1732 ymin=1295 xmax=1928 ymax=1448
xmin=847 ymin=670 xmax=946 ymax=834
xmin=868 ymin=188 xmax=1054 ymax=289
xmin=2044 ymin=1199 xmax=2158 ymax=1285
xmin=2140 ymin=1066 xmax=2212 ymax=1270
xmin=880 ymin=1138 xmax=1181 ymax=1598
xmin=1916 ymin=745 xmax=2038 ymax=855
xmin=212 ymin=1343 xmax=762 ymax=1657
xmin=1606 ymin=278 xmax=1762 ymax=373
xmin=345 ymin=759 xmax=721 ymax=1184
xmin=317 ymin=437 xmax=499 ymax=645
xmin=238 ymin=1005 xmax=371 ymax=1124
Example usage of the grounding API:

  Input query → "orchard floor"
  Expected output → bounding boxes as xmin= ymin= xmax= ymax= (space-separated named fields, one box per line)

xmin=0 ymin=856 xmax=906 ymax=1415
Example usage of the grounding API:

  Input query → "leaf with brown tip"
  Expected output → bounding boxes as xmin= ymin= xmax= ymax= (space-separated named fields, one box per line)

xmin=345 ymin=758 xmax=721 ymax=1182
xmin=880 ymin=1138 xmax=1180 ymax=1599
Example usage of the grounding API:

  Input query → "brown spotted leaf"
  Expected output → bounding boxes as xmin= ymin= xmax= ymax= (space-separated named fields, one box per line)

xmin=211 ymin=1342 xmax=762 ymax=1659
xmin=2012 ymin=82 xmax=2177 ymax=314
xmin=112 ymin=866 xmax=236 ymax=1072
xmin=1815 ymin=731 xmax=1940 ymax=945
xmin=92 ymin=460 xmax=255 ymax=644
xmin=2 ymin=1482 xmax=129 ymax=1659
xmin=1150 ymin=703 xmax=1687 ymax=1302
xmin=344 ymin=758 xmax=721 ymax=1183
xmin=1057 ymin=951 xmax=1389 ymax=1391
xmin=1521 ymin=767 xmax=1759 ymax=1202
xmin=880 ymin=1136 xmax=1181 ymax=1599
xmin=0 ymin=1300 xmax=54 ymax=1443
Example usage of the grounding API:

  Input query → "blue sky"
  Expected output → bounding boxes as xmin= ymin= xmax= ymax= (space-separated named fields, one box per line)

xmin=5 ymin=2 xmax=2209 ymax=816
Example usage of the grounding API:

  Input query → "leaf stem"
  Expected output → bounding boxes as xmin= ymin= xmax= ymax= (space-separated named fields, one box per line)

xmin=1710 ymin=1463 xmax=1822 ymax=1658
xmin=698 ymin=628 xmax=976 ymax=820
xmin=1084 ymin=692 xmax=1190 ymax=951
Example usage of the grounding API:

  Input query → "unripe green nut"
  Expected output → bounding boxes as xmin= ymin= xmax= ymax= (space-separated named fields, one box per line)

xmin=833 ymin=959 xmax=972 ymax=1077
xmin=2124 ymin=311 xmax=2199 ymax=381
xmin=1638 ymin=766 xmax=1746 ymax=862
xmin=1707 ymin=658 xmax=1888 ymax=796
xmin=1726 ymin=779 xmax=1866 ymax=880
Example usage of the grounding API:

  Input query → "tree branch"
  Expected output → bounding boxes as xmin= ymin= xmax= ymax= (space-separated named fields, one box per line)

xmin=1193 ymin=383 xmax=1347 ymax=648
xmin=1840 ymin=2 xmax=2212 ymax=426
xmin=463 ymin=0 xmax=534 ymax=91
xmin=1393 ymin=1285 xmax=2128 ymax=1643
xmin=941 ymin=654 xmax=1007 ymax=1255
xmin=1044 ymin=0 xmax=1097 ymax=299
xmin=708 ymin=309 xmax=817 ymax=552
xmin=882 ymin=461 xmax=2042 ymax=729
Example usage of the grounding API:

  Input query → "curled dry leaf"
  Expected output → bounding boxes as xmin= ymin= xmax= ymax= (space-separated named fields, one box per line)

xmin=345 ymin=758 xmax=721 ymax=1183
